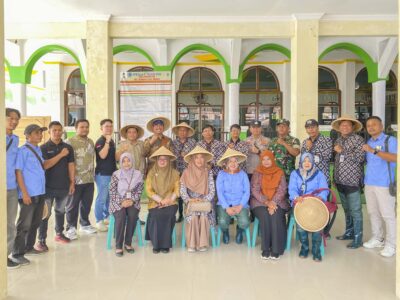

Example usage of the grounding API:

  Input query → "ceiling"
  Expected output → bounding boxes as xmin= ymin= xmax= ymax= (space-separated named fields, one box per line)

xmin=5 ymin=0 xmax=398 ymax=23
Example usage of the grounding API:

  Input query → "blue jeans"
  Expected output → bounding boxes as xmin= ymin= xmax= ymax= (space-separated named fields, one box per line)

xmin=338 ymin=190 xmax=363 ymax=240
xmin=217 ymin=205 xmax=250 ymax=231
xmin=95 ymin=175 xmax=111 ymax=222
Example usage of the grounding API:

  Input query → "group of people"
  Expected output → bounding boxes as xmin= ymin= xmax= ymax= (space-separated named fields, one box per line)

xmin=5 ymin=107 xmax=397 ymax=269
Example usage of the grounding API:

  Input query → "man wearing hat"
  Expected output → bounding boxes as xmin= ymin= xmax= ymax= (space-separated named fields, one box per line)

xmin=268 ymin=118 xmax=300 ymax=181
xmin=116 ymin=124 xmax=145 ymax=174
xmin=332 ymin=115 xmax=365 ymax=249
xmin=301 ymin=119 xmax=333 ymax=184
xmin=143 ymin=116 xmax=172 ymax=172
xmin=171 ymin=122 xmax=197 ymax=222
xmin=10 ymin=124 xmax=48 ymax=266
xmin=245 ymin=120 xmax=270 ymax=180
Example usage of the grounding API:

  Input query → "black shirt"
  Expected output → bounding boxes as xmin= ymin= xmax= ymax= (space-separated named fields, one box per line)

xmin=95 ymin=136 xmax=116 ymax=176
xmin=41 ymin=139 xmax=75 ymax=191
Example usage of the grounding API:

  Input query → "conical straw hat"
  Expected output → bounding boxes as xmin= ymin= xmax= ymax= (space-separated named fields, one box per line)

xmin=146 ymin=116 xmax=171 ymax=133
xmin=331 ymin=115 xmax=363 ymax=132
xmin=294 ymin=196 xmax=330 ymax=232
xmin=149 ymin=146 xmax=176 ymax=161
xmin=120 ymin=124 xmax=144 ymax=139
xmin=172 ymin=122 xmax=195 ymax=137
xmin=217 ymin=148 xmax=247 ymax=167
xmin=184 ymin=146 xmax=214 ymax=164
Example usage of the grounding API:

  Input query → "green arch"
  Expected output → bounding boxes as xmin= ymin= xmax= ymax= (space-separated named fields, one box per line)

xmin=113 ymin=44 xmax=157 ymax=69
xmin=4 ymin=57 xmax=11 ymax=70
xmin=23 ymin=44 xmax=85 ymax=84
xmin=319 ymin=42 xmax=381 ymax=83
xmin=168 ymin=44 xmax=231 ymax=83
xmin=238 ymin=44 xmax=291 ymax=82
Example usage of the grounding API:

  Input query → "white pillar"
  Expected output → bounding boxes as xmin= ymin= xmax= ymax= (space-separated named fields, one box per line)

xmin=227 ymin=82 xmax=240 ymax=127
xmin=372 ymin=80 xmax=386 ymax=126
xmin=341 ymin=61 xmax=356 ymax=116
xmin=282 ymin=61 xmax=291 ymax=120
xmin=44 ymin=63 xmax=64 ymax=123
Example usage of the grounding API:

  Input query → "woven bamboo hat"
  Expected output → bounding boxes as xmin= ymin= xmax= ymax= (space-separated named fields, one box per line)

xmin=217 ymin=148 xmax=247 ymax=167
xmin=146 ymin=116 xmax=171 ymax=133
xmin=184 ymin=146 xmax=214 ymax=164
xmin=331 ymin=115 xmax=363 ymax=132
xmin=149 ymin=146 xmax=176 ymax=161
xmin=120 ymin=125 xmax=144 ymax=139
xmin=172 ymin=122 xmax=195 ymax=137
xmin=294 ymin=196 xmax=329 ymax=232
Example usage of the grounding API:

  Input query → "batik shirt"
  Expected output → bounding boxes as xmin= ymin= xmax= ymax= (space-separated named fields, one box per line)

xmin=172 ymin=137 xmax=197 ymax=174
xmin=66 ymin=135 xmax=95 ymax=185
xmin=197 ymin=139 xmax=226 ymax=178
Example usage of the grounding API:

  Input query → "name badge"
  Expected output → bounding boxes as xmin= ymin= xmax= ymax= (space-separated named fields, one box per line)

xmin=314 ymin=155 xmax=320 ymax=164
xmin=125 ymin=191 xmax=132 ymax=199
xmin=339 ymin=155 xmax=345 ymax=163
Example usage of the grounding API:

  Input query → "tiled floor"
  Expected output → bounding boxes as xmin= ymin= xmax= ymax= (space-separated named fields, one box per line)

xmin=6 ymin=206 xmax=396 ymax=300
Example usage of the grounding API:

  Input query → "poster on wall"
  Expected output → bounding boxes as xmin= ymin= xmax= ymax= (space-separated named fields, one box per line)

xmin=120 ymin=71 xmax=172 ymax=138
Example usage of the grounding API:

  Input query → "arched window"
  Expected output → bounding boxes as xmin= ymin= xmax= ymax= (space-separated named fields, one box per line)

xmin=385 ymin=71 xmax=397 ymax=131
xmin=318 ymin=66 xmax=341 ymax=125
xmin=65 ymin=69 xmax=85 ymax=126
xmin=355 ymin=68 xmax=372 ymax=124
xmin=128 ymin=66 xmax=153 ymax=72
xmin=177 ymin=67 xmax=224 ymax=140
xmin=239 ymin=66 xmax=281 ymax=138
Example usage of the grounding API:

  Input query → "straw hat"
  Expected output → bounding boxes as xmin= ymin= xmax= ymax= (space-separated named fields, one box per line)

xmin=331 ymin=115 xmax=363 ymax=132
xmin=172 ymin=122 xmax=195 ymax=137
xmin=184 ymin=146 xmax=214 ymax=164
xmin=146 ymin=116 xmax=171 ymax=133
xmin=294 ymin=196 xmax=329 ymax=232
xmin=217 ymin=148 xmax=247 ymax=167
xmin=120 ymin=125 xmax=144 ymax=139
xmin=149 ymin=146 xmax=176 ymax=161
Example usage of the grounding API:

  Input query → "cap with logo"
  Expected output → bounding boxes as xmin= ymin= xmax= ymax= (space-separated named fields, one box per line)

xmin=276 ymin=119 xmax=290 ymax=126
xmin=250 ymin=120 xmax=261 ymax=127
xmin=304 ymin=119 xmax=319 ymax=128
xmin=24 ymin=124 xmax=48 ymax=136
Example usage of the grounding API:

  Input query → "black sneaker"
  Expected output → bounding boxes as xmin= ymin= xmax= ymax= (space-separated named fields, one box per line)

xmin=261 ymin=251 xmax=270 ymax=260
xmin=7 ymin=258 xmax=20 ymax=270
xmin=270 ymin=253 xmax=280 ymax=260
xmin=153 ymin=248 xmax=160 ymax=254
xmin=9 ymin=255 xmax=30 ymax=266
xmin=161 ymin=248 xmax=169 ymax=254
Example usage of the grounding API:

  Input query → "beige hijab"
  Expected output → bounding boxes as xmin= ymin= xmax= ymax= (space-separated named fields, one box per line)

xmin=147 ymin=157 xmax=180 ymax=198
xmin=181 ymin=156 xmax=209 ymax=195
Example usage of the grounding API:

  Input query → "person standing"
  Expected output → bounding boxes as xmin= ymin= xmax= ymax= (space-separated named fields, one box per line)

xmin=36 ymin=121 xmax=75 ymax=251
xmin=171 ymin=122 xmax=197 ymax=222
xmin=94 ymin=119 xmax=117 ymax=231
xmin=245 ymin=120 xmax=270 ymax=181
xmin=226 ymin=124 xmax=249 ymax=172
xmin=332 ymin=115 xmax=365 ymax=249
xmin=362 ymin=116 xmax=397 ymax=257
xmin=268 ymin=119 xmax=300 ymax=181
xmin=300 ymin=119 xmax=332 ymax=184
xmin=5 ymin=108 xmax=21 ymax=269
xmin=143 ymin=116 xmax=172 ymax=172
xmin=10 ymin=124 xmax=47 ymax=266
xmin=116 ymin=124 xmax=145 ymax=174
xmin=65 ymin=119 xmax=97 ymax=240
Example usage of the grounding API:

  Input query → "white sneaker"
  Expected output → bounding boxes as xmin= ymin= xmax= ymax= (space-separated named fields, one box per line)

xmin=65 ymin=227 xmax=78 ymax=240
xmin=198 ymin=247 xmax=208 ymax=252
xmin=187 ymin=248 xmax=196 ymax=253
xmin=363 ymin=238 xmax=384 ymax=249
xmin=96 ymin=221 xmax=108 ymax=232
xmin=380 ymin=245 xmax=396 ymax=258
xmin=79 ymin=225 xmax=97 ymax=235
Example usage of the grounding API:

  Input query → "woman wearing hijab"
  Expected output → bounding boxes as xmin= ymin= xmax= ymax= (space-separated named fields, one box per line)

xmin=288 ymin=152 xmax=329 ymax=262
xmin=109 ymin=153 xmax=144 ymax=257
xmin=180 ymin=146 xmax=215 ymax=252
xmin=145 ymin=146 xmax=180 ymax=254
xmin=216 ymin=148 xmax=250 ymax=245
xmin=250 ymin=150 xmax=288 ymax=260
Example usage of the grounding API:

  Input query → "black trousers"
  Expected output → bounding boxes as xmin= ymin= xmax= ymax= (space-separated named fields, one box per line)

xmin=38 ymin=189 xmax=69 ymax=241
xmin=13 ymin=195 xmax=45 ymax=256
xmin=253 ymin=206 xmax=286 ymax=255
xmin=114 ymin=206 xmax=139 ymax=249
xmin=66 ymin=183 xmax=94 ymax=230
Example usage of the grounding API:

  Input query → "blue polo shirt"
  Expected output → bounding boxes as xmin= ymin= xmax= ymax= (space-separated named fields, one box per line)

xmin=15 ymin=142 xmax=46 ymax=198
xmin=216 ymin=170 xmax=250 ymax=209
xmin=6 ymin=134 xmax=19 ymax=190
xmin=364 ymin=133 xmax=397 ymax=187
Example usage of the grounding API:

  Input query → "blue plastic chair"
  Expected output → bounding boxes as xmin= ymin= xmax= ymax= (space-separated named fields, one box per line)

xmin=181 ymin=220 xmax=217 ymax=249
xmin=252 ymin=215 xmax=325 ymax=256
xmin=106 ymin=214 xmax=144 ymax=250
xmin=143 ymin=214 xmax=177 ymax=247
xmin=216 ymin=224 xmax=252 ymax=248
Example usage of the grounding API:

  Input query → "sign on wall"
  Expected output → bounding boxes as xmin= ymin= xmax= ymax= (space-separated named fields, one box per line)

xmin=120 ymin=71 xmax=172 ymax=138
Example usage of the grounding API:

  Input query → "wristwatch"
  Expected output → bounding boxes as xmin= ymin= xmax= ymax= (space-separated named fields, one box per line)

xmin=373 ymin=149 xmax=379 ymax=155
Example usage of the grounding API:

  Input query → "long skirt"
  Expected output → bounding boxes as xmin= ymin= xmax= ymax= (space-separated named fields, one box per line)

xmin=145 ymin=205 xmax=178 ymax=249
xmin=252 ymin=206 xmax=286 ymax=255
xmin=186 ymin=215 xmax=210 ymax=249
